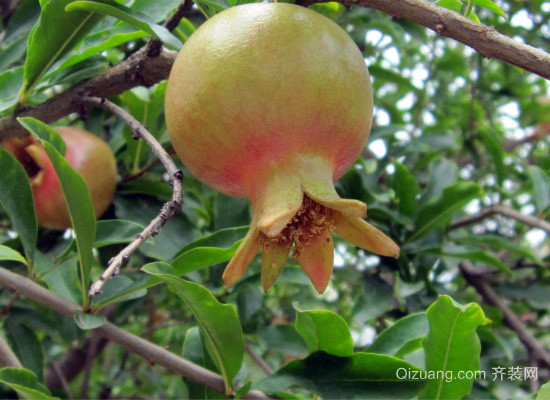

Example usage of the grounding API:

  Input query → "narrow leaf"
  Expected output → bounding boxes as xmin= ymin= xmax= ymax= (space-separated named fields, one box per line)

xmin=182 ymin=327 xmax=225 ymax=399
xmin=17 ymin=117 xmax=65 ymax=154
xmin=0 ymin=246 xmax=28 ymax=266
xmin=5 ymin=319 xmax=44 ymax=381
xmin=435 ymin=0 xmax=463 ymax=13
xmin=0 ymin=67 xmax=24 ymax=113
xmin=528 ymin=165 xmax=550 ymax=213
xmin=74 ymin=311 xmax=107 ymax=329
xmin=18 ymin=117 xmax=95 ymax=306
xmin=536 ymin=381 xmax=550 ymax=400
xmin=143 ymin=263 xmax=243 ymax=394
xmin=90 ymin=275 xmax=151 ymax=309
xmin=295 ymin=308 xmax=354 ymax=357
xmin=422 ymin=295 xmax=490 ymax=399
xmin=410 ymin=182 xmax=483 ymax=242
xmin=94 ymin=220 xmax=148 ymax=248
xmin=255 ymin=351 xmax=426 ymax=399
xmin=57 ymin=27 xmax=146 ymax=71
xmin=453 ymin=233 xmax=543 ymax=265
xmin=392 ymin=162 xmax=420 ymax=217
xmin=65 ymin=1 xmax=183 ymax=50
xmin=368 ymin=313 xmax=428 ymax=356
xmin=0 ymin=147 xmax=36 ymax=264
xmin=171 ymin=226 xmax=249 ymax=274
xmin=474 ymin=0 xmax=507 ymax=18
xmin=0 ymin=368 xmax=57 ymax=400
xmin=19 ymin=0 xmax=105 ymax=103
xmin=422 ymin=245 xmax=511 ymax=274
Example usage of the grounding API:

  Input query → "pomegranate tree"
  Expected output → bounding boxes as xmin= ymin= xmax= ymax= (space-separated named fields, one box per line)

xmin=165 ymin=3 xmax=399 ymax=293
xmin=2 ymin=127 xmax=117 ymax=230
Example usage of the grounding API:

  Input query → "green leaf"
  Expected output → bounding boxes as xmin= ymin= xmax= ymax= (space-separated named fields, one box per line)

xmin=18 ymin=117 xmax=95 ymax=306
xmin=143 ymin=264 xmax=243 ymax=394
xmin=19 ymin=0 xmax=105 ymax=103
xmin=57 ymin=26 xmax=146 ymax=71
xmin=74 ymin=311 xmax=107 ymax=329
xmin=478 ymin=127 xmax=505 ymax=187
xmin=182 ymin=327 xmax=226 ymax=399
xmin=352 ymin=275 xmax=393 ymax=322
xmin=171 ymin=226 xmax=249 ymax=275
xmin=256 ymin=325 xmax=308 ymax=358
xmin=422 ymin=295 xmax=490 ymax=399
xmin=94 ymin=219 xmax=149 ymax=248
xmin=0 ymin=67 xmax=24 ymax=113
xmin=409 ymin=182 xmax=483 ymax=243
xmin=474 ymin=0 xmax=507 ymax=19
xmin=65 ymin=1 xmax=183 ymax=50
xmin=194 ymin=0 xmax=231 ymax=18
xmin=295 ymin=308 xmax=354 ymax=357
xmin=422 ymin=245 xmax=512 ymax=274
xmin=452 ymin=233 xmax=543 ymax=265
xmin=0 ymin=246 xmax=28 ymax=265
xmin=17 ymin=117 xmax=65 ymax=154
xmin=90 ymin=275 xmax=150 ymax=309
xmin=528 ymin=165 xmax=550 ymax=213
xmin=368 ymin=313 xmax=428 ymax=356
xmin=38 ymin=253 xmax=81 ymax=304
xmin=536 ymin=380 xmax=550 ymax=400
xmin=5 ymin=319 xmax=44 ymax=381
xmin=0 ymin=147 xmax=37 ymax=263
xmin=435 ymin=0 xmax=463 ymax=13
xmin=419 ymin=158 xmax=458 ymax=206
xmin=0 ymin=368 xmax=57 ymax=400
xmin=255 ymin=351 xmax=427 ymax=399
xmin=392 ymin=162 xmax=420 ymax=217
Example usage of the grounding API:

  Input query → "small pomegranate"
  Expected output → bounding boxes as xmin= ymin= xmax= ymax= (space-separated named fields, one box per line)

xmin=165 ymin=3 xmax=399 ymax=293
xmin=2 ymin=127 xmax=117 ymax=230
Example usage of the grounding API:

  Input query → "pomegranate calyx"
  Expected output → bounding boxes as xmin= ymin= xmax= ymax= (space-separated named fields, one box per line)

xmin=222 ymin=158 xmax=399 ymax=294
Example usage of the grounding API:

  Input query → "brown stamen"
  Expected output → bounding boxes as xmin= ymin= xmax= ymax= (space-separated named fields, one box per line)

xmin=260 ymin=195 xmax=334 ymax=258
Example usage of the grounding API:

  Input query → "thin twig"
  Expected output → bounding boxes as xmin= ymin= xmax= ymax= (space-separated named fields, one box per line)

xmin=122 ymin=149 xmax=178 ymax=183
xmin=50 ymin=362 xmax=73 ymax=399
xmin=0 ymin=334 xmax=21 ymax=368
xmin=459 ymin=261 xmax=550 ymax=370
xmin=451 ymin=204 xmax=550 ymax=234
xmin=0 ymin=267 xmax=273 ymax=400
xmin=81 ymin=97 xmax=183 ymax=297
xmin=245 ymin=341 xmax=274 ymax=375
xmin=80 ymin=336 xmax=101 ymax=399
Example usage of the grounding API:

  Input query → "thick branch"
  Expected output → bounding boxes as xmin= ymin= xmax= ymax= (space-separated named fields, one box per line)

xmin=451 ymin=204 xmax=550 ymax=234
xmin=0 ymin=267 xmax=271 ymax=400
xmin=0 ymin=47 xmax=176 ymax=142
xmin=300 ymin=0 xmax=550 ymax=80
xmin=459 ymin=261 xmax=550 ymax=370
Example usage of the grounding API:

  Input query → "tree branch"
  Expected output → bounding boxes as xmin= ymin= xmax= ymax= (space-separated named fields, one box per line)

xmin=0 ymin=335 xmax=22 ymax=368
xmin=81 ymin=97 xmax=183 ymax=297
xmin=0 ymin=267 xmax=272 ymax=400
xmin=451 ymin=204 xmax=550 ymax=234
xmin=0 ymin=47 xmax=177 ymax=142
xmin=1 ymin=0 xmax=549 ymax=143
xmin=459 ymin=261 xmax=550 ymax=370
xmin=300 ymin=0 xmax=550 ymax=80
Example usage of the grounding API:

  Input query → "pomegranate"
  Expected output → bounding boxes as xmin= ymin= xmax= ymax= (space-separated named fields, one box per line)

xmin=2 ymin=127 xmax=117 ymax=230
xmin=165 ymin=3 xmax=399 ymax=293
